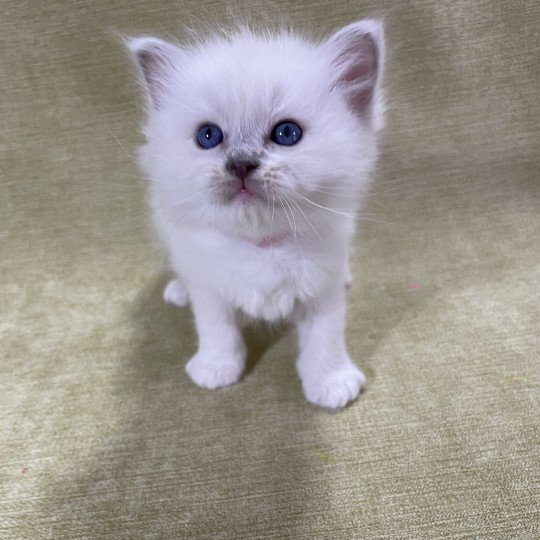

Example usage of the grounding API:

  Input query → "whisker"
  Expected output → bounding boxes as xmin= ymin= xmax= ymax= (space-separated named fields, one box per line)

xmin=171 ymin=190 xmax=208 ymax=207
xmin=282 ymin=191 xmax=325 ymax=248
xmin=105 ymin=125 xmax=132 ymax=159
xmin=307 ymin=188 xmax=357 ymax=198
xmin=356 ymin=216 xmax=395 ymax=224
xmin=279 ymin=195 xmax=309 ymax=277
xmin=300 ymin=182 xmax=356 ymax=190
xmin=271 ymin=195 xmax=276 ymax=237
xmin=289 ymin=192 xmax=352 ymax=218
xmin=289 ymin=191 xmax=394 ymax=224
xmin=307 ymin=185 xmax=407 ymax=199
xmin=279 ymin=197 xmax=298 ymax=236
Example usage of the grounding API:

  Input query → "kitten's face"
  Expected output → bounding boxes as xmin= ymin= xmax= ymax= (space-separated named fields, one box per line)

xmin=132 ymin=24 xmax=383 ymax=238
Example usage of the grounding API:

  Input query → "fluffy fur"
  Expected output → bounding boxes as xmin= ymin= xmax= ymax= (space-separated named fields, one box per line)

xmin=128 ymin=20 xmax=385 ymax=408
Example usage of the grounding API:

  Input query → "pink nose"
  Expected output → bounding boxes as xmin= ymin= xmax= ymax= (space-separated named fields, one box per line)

xmin=226 ymin=160 xmax=259 ymax=181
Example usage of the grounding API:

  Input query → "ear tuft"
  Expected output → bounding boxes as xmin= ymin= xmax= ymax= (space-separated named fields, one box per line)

xmin=326 ymin=20 xmax=384 ymax=124
xmin=127 ymin=37 xmax=180 ymax=109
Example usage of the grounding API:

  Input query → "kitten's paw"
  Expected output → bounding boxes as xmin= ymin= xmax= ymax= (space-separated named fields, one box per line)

xmin=186 ymin=353 xmax=244 ymax=389
xmin=163 ymin=279 xmax=189 ymax=307
xmin=301 ymin=365 xmax=366 ymax=409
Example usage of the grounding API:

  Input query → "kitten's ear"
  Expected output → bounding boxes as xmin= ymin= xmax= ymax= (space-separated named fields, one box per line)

xmin=325 ymin=20 xmax=384 ymax=125
xmin=127 ymin=37 xmax=181 ymax=109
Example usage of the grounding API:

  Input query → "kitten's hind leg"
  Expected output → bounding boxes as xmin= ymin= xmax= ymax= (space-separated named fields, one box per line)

xmin=163 ymin=278 xmax=189 ymax=307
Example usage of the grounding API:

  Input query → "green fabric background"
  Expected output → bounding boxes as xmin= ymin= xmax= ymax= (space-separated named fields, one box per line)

xmin=1 ymin=1 xmax=538 ymax=538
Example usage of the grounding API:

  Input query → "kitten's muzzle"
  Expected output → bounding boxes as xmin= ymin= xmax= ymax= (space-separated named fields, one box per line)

xmin=225 ymin=159 xmax=259 ymax=190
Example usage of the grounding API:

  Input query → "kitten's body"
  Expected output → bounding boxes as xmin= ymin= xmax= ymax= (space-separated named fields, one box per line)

xmin=129 ymin=21 xmax=384 ymax=408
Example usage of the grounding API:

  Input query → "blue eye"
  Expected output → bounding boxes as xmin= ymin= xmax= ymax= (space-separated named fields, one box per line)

xmin=271 ymin=121 xmax=302 ymax=146
xmin=196 ymin=124 xmax=224 ymax=149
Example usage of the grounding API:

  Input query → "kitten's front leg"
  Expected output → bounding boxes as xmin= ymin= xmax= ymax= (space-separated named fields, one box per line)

xmin=295 ymin=286 xmax=365 ymax=409
xmin=186 ymin=289 xmax=246 ymax=389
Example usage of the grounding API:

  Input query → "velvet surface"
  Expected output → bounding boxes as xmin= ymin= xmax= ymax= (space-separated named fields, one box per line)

xmin=1 ymin=1 xmax=538 ymax=538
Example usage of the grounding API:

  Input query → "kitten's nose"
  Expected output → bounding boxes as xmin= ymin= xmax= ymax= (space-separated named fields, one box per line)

xmin=226 ymin=160 xmax=259 ymax=181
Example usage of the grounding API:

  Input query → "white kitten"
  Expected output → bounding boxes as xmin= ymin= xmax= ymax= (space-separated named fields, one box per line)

xmin=128 ymin=20 xmax=385 ymax=408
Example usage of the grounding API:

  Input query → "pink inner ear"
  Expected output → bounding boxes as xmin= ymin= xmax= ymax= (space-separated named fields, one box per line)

xmin=130 ymin=38 xmax=180 ymax=110
xmin=136 ymin=50 xmax=169 ymax=108
xmin=341 ymin=37 xmax=377 ymax=83
xmin=335 ymin=33 xmax=378 ymax=114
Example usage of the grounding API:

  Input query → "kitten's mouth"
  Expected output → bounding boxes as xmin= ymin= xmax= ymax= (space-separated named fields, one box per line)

xmin=221 ymin=178 xmax=267 ymax=205
xmin=237 ymin=188 xmax=254 ymax=203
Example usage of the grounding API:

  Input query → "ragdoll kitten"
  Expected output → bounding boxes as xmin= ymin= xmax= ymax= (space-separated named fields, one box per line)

xmin=128 ymin=20 xmax=384 ymax=408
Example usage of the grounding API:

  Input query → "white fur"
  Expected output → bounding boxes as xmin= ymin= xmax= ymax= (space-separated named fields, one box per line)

xmin=129 ymin=21 xmax=385 ymax=408
xmin=163 ymin=278 xmax=189 ymax=307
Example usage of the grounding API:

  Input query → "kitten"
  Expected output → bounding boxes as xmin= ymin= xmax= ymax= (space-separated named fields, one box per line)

xmin=128 ymin=20 xmax=385 ymax=408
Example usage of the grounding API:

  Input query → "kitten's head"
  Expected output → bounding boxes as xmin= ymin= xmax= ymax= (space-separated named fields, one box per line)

xmin=129 ymin=21 xmax=384 ymax=241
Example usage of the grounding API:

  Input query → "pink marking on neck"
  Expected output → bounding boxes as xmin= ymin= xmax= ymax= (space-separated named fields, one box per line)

xmin=250 ymin=231 xmax=291 ymax=248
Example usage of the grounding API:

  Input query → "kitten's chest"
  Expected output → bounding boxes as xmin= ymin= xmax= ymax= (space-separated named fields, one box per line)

xmin=219 ymin=244 xmax=315 ymax=321
xmin=174 ymin=233 xmax=325 ymax=321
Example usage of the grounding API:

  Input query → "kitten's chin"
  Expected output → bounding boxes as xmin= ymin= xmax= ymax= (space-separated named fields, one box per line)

xmin=217 ymin=197 xmax=287 ymax=241
xmin=211 ymin=181 xmax=294 ymax=239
